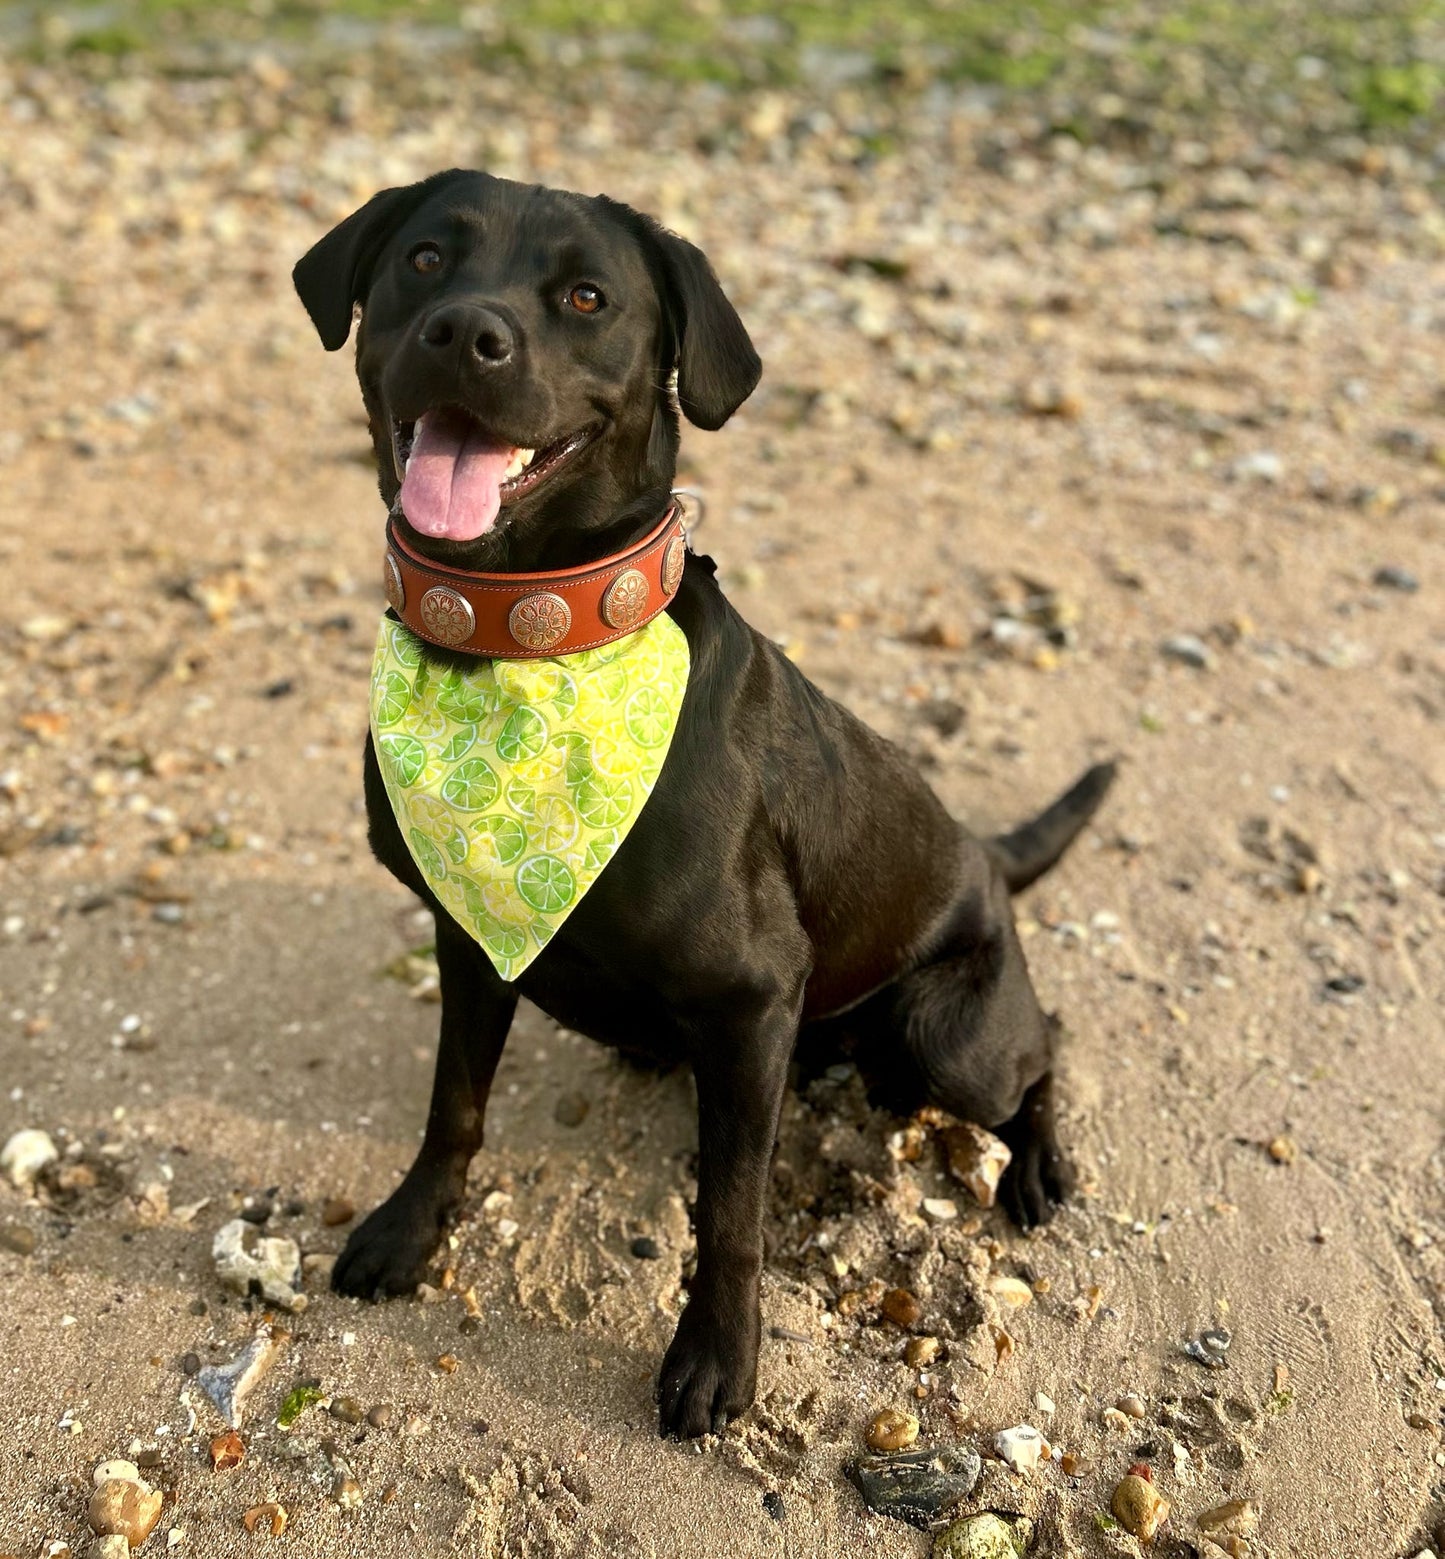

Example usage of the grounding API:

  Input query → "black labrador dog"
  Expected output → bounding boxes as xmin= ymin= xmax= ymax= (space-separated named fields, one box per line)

xmin=293 ymin=169 xmax=1114 ymax=1439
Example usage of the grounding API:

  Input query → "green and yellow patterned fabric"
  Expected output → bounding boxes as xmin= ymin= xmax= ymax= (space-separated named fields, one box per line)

xmin=369 ymin=612 xmax=690 ymax=980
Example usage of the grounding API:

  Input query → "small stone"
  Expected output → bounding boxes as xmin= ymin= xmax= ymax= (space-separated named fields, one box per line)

xmin=1196 ymin=1499 xmax=1259 ymax=1539
xmin=238 ymin=1198 xmax=273 ymax=1225
xmin=553 ymin=1092 xmax=590 ymax=1127
xmin=1183 ymin=1326 xmax=1231 ymax=1369
xmin=942 ymin=1124 xmax=1011 ymax=1208
xmin=180 ymin=1353 xmax=201 ymax=1376
xmin=1021 ymin=379 xmax=1084 ymax=419
xmin=1267 ymin=1135 xmax=1297 ymax=1164
xmin=366 ymin=1403 xmax=394 ymax=1429
xmin=848 ymin=1443 xmax=982 ymax=1528
xmin=1160 ymin=634 xmax=1213 ymax=670
xmin=88 ymin=1537 xmax=130 ymax=1559
xmin=994 ymin=1423 xmax=1046 ymax=1474
xmin=88 ymin=1480 xmax=163 ymax=1547
xmin=1373 ymin=564 xmax=1419 ymax=593
xmin=630 ymin=1236 xmax=661 ymax=1260
xmin=212 ymin=1219 xmax=305 ymax=1311
xmin=321 ymin=1198 xmax=355 ymax=1227
xmin=989 ymin=1276 xmax=1033 ymax=1309
xmin=762 ymin=1490 xmax=785 ymax=1522
xmin=328 ymin=1396 xmax=363 ymax=1425
xmin=331 ymin=1475 xmax=363 ymax=1508
xmin=1112 ymin=1472 xmax=1170 ymax=1544
xmin=1102 ymin=1407 xmax=1132 ymax=1433
xmin=1117 ymin=1393 xmax=1147 ymax=1419
xmin=2 ymin=1128 xmax=58 ymax=1189
xmin=866 ymin=1408 xmax=920 ymax=1452
xmin=1231 ymin=450 xmax=1283 ymax=483
xmin=1033 ymin=1393 xmax=1055 ymax=1416
xmin=242 ymin=1504 xmax=287 ymax=1537
xmin=195 ymin=1323 xmax=286 ymax=1429
xmin=905 ymin=1336 xmax=941 ymax=1369
xmin=922 ymin=1197 xmax=958 ymax=1222
xmin=91 ymin=1461 xmax=141 ymax=1489
xmin=435 ymin=1353 xmax=459 ymax=1374
xmin=933 ymin=1512 xmax=1024 ymax=1559
xmin=1060 ymin=1451 xmax=1091 ymax=1477
xmin=882 ymin=1288 xmax=922 ymax=1327
xmin=0 ymin=1224 xmax=38 ymax=1256
xmin=209 ymin=1431 xmax=245 ymax=1471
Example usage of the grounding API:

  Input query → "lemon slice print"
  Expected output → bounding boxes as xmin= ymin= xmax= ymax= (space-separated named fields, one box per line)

xmin=496 ymin=661 xmax=569 ymax=708
xmin=512 ymin=740 xmax=566 ymax=788
xmin=480 ymin=877 xmax=536 ymax=926
xmin=527 ymin=794 xmax=580 ymax=853
xmin=515 ymin=854 xmax=576 ymax=914
xmin=589 ymin=723 xmax=643 ymax=778
xmin=441 ymin=756 xmax=500 ymax=812
xmin=624 ymin=686 xmax=674 ymax=748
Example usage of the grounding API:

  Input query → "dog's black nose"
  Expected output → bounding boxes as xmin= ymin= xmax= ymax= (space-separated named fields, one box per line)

xmin=419 ymin=303 xmax=515 ymax=366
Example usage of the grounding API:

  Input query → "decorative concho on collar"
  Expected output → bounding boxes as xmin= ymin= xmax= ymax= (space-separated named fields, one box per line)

xmin=384 ymin=503 xmax=688 ymax=659
xmin=369 ymin=610 xmax=691 ymax=981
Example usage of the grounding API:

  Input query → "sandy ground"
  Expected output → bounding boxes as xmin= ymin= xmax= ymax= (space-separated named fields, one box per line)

xmin=1 ymin=44 xmax=1444 ymax=1559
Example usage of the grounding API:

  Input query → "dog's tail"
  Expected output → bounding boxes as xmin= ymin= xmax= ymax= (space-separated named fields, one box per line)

xmin=987 ymin=761 xmax=1117 ymax=893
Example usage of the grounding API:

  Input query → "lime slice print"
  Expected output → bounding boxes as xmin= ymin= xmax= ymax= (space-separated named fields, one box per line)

xmin=583 ymin=829 xmax=620 ymax=873
xmin=527 ymin=794 xmax=579 ymax=853
xmin=435 ymin=672 xmax=489 ymax=725
xmin=471 ymin=814 xmax=527 ymax=868
xmin=484 ymin=922 xmax=528 ymax=962
xmin=589 ymin=724 xmax=643 ymax=779
xmin=504 ymin=779 xmax=536 ymax=817
xmin=441 ymin=756 xmax=500 ymax=812
xmin=575 ymin=774 xmax=634 ymax=829
xmin=378 ymin=733 xmax=427 ymax=787
xmin=496 ymin=706 xmax=548 ymax=763
xmin=554 ymin=732 xmax=594 ymax=787
xmin=407 ymin=827 xmax=448 ymax=881
xmin=374 ymin=670 xmax=413 ymax=727
xmin=439 ymin=724 xmax=478 ymax=764
xmin=389 ymin=624 xmax=423 ymax=667
xmin=515 ymin=854 xmax=576 ymax=914
xmin=625 ymin=687 xmax=674 ymax=748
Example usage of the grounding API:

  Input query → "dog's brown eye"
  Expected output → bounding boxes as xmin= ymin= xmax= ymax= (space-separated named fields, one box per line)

xmin=410 ymin=244 xmax=443 ymax=275
xmin=567 ymin=283 xmax=604 ymax=314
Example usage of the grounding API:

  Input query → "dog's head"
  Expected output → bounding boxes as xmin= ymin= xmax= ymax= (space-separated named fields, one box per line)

xmin=293 ymin=170 xmax=759 ymax=566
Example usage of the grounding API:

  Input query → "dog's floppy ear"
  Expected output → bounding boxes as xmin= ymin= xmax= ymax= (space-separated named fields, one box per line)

xmin=606 ymin=202 xmax=760 ymax=430
xmin=293 ymin=169 xmax=469 ymax=351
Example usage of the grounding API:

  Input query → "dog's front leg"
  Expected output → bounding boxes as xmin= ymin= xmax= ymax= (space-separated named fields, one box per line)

xmin=333 ymin=919 xmax=517 ymax=1298
xmin=658 ymin=991 xmax=798 ymax=1439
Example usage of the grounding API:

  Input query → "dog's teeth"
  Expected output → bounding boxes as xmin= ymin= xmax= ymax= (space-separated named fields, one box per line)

xmin=519 ymin=447 xmax=536 ymax=467
xmin=503 ymin=448 xmax=536 ymax=482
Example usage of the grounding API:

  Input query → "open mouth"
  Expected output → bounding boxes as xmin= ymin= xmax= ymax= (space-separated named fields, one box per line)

xmin=390 ymin=408 xmax=597 ymax=542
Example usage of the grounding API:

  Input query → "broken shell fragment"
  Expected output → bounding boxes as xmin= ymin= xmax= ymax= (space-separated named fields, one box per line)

xmin=195 ymin=1323 xmax=286 ymax=1429
xmin=989 ymin=1276 xmax=1033 ymax=1309
xmin=1196 ymin=1498 xmax=1259 ymax=1539
xmin=847 ymin=1442 xmax=982 ymax=1528
xmin=994 ymin=1423 xmax=1047 ymax=1474
xmin=1111 ymin=1473 xmax=1170 ymax=1544
xmin=1183 ymin=1326 xmax=1231 ymax=1368
xmin=212 ymin=1219 xmax=306 ymax=1311
xmin=209 ymin=1431 xmax=245 ymax=1471
xmin=1 ymin=1128 xmax=58 ymax=1190
xmin=942 ymin=1123 xmax=1012 ymax=1208
xmin=243 ymin=1504 xmax=287 ymax=1537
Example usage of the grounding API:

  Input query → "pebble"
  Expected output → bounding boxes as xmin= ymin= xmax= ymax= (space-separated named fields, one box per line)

xmin=1231 ymin=449 xmax=1283 ymax=482
xmin=366 ymin=1403 xmax=394 ymax=1430
xmin=1117 ymin=1393 xmax=1147 ymax=1419
xmin=994 ymin=1424 xmax=1046 ymax=1474
xmin=1373 ymin=564 xmax=1419 ymax=592
xmin=88 ymin=1479 xmax=163 ymax=1548
xmin=553 ymin=1092 xmax=590 ymax=1127
xmin=905 ymin=1336 xmax=941 ymax=1369
xmin=195 ymin=1323 xmax=286 ymax=1429
xmin=1111 ymin=1469 xmax=1170 ymax=1544
xmin=328 ymin=1396 xmax=364 ymax=1425
xmin=882 ymin=1287 xmax=923 ymax=1327
xmin=321 ymin=1197 xmax=355 ymax=1227
xmin=942 ymin=1123 xmax=1011 ymax=1208
xmin=87 ymin=1537 xmax=130 ymax=1559
xmin=1267 ymin=1135 xmax=1298 ymax=1164
xmin=2 ymin=1128 xmax=58 ymax=1189
xmin=1183 ymin=1326 xmax=1231 ymax=1369
xmin=921 ymin=1197 xmax=958 ymax=1222
xmin=1160 ymin=634 xmax=1213 ymax=670
xmin=91 ymin=1461 xmax=141 ymax=1489
xmin=848 ymin=1443 xmax=981 ymax=1528
xmin=332 ymin=1475 xmax=363 ymax=1508
xmin=0 ymin=1224 xmax=38 ymax=1256
xmin=1196 ymin=1498 xmax=1259 ymax=1539
xmin=180 ymin=1352 xmax=200 ymax=1376
xmin=211 ymin=1219 xmax=305 ymax=1311
xmin=865 ymin=1408 xmax=920 ymax=1452
xmin=933 ymin=1512 xmax=1024 ymax=1559
xmin=762 ymin=1490 xmax=785 ymax=1522
xmin=630 ymin=1236 xmax=661 ymax=1260
xmin=989 ymin=1276 xmax=1033 ymax=1309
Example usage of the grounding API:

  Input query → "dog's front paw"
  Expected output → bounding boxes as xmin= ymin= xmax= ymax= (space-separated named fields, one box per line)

xmin=657 ymin=1297 xmax=759 ymax=1439
xmin=331 ymin=1181 xmax=452 ymax=1298
xmin=998 ymin=1132 xmax=1074 ymax=1231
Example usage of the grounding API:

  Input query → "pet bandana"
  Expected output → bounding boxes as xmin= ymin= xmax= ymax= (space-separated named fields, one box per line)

xmin=369 ymin=611 xmax=690 ymax=980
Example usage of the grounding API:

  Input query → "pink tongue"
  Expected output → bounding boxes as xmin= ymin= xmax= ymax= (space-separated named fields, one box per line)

xmin=399 ymin=410 xmax=517 ymax=541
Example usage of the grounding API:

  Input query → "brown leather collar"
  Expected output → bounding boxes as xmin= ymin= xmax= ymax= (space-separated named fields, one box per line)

xmin=383 ymin=503 xmax=687 ymax=658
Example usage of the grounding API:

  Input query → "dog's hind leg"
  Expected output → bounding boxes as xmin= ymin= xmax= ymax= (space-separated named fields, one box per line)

xmin=333 ymin=918 xmax=517 ymax=1297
